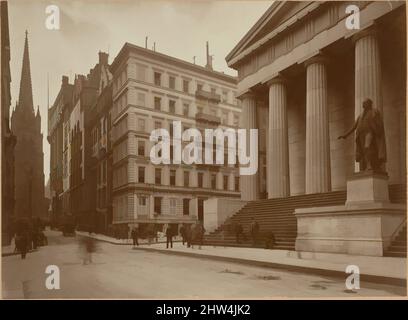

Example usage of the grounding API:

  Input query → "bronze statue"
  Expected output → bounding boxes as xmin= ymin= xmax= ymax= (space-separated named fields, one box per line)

xmin=338 ymin=98 xmax=386 ymax=173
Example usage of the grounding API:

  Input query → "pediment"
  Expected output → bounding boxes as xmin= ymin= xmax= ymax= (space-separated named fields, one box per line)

xmin=226 ymin=1 xmax=315 ymax=65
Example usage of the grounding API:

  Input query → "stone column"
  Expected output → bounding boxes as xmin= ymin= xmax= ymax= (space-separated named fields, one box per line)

xmin=267 ymin=77 xmax=289 ymax=198
xmin=353 ymin=26 xmax=382 ymax=116
xmin=239 ymin=92 xmax=259 ymax=201
xmin=305 ymin=55 xmax=331 ymax=194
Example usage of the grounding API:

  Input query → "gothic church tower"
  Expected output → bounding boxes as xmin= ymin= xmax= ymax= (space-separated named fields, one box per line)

xmin=11 ymin=31 xmax=46 ymax=219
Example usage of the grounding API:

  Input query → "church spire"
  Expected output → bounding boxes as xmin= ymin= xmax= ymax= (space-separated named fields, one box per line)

xmin=18 ymin=30 xmax=34 ymax=112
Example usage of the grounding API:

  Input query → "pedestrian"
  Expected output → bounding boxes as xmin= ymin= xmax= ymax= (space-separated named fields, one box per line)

xmin=196 ymin=223 xmax=205 ymax=249
xmin=185 ymin=225 xmax=192 ymax=248
xmin=250 ymin=218 xmax=259 ymax=247
xmin=235 ymin=223 xmax=244 ymax=244
xmin=131 ymin=227 xmax=139 ymax=248
xmin=179 ymin=224 xmax=186 ymax=245
xmin=15 ymin=231 xmax=28 ymax=259
xmin=166 ymin=224 xmax=173 ymax=249
xmin=147 ymin=224 xmax=155 ymax=245
xmin=81 ymin=236 xmax=95 ymax=265
xmin=265 ymin=232 xmax=275 ymax=249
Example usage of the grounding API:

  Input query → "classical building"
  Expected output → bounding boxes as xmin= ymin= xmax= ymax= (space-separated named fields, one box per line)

xmin=109 ymin=43 xmax=241 ymax=234
xmin=215 ymin=1 xmax=406 ymax=256
xmin=226 ymin=1 xmax=406 ymax=200
xmin=11 ymin=31 xmax=46 ymax=220
xmin=1 ymin=1 xmax=16 ymax=245
xmin=48 ymin=75 xmax=74 ymax=226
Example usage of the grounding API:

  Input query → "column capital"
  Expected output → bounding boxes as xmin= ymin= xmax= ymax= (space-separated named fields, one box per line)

xmin=304 ymin=54 xmax=329 ymax=68
xmin=350 ymin=23 xmax=378 ymax=43
xmin=266 ymin=75 xmax=287 ymax=87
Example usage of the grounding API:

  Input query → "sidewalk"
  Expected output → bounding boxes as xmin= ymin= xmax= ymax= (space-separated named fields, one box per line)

xmin=75 ymin=231 xmax=182 ymax=245
xmin=81 ymin=232 xmax=407 ymax=287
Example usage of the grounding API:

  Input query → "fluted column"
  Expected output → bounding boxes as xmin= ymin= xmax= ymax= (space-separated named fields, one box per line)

xmin=353 ymin=26 xmax=382 ymax=116
xmin=239 ymin=92 xmax=259 ymax=201
xmin=305 ymin=55 xmax=331 ymax=194
xmin=267 ymin=77 xmax=289 ymax=198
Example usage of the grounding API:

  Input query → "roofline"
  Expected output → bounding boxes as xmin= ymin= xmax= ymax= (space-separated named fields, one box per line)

xmin=225 ymin=2 xmax=280 ymax=63
xmin=110 ymin=42 xmax=237 ymax=84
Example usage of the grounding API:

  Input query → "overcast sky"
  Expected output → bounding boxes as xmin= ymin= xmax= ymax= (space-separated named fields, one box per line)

xmin=8 ymin=0 xmax=272 ymax=180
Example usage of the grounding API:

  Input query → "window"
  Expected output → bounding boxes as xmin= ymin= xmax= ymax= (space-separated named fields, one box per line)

xmin=137 ymin=92 xmax=145 ymax=107
xmin=235 ymin=176 xmax=240 ymax=191
xmin=155 ymin=168 xmax=162 ymax=184
xmin=138 ymin=140 xmax=145 ymax=156
xmin=197 ymin=83 xmax=203 ymax=91
xmin=169 ymin=76 xmax=176 ymax=89
xmin=184 ymin=171 xmax=189 ymax=187
xmin=138 ymin=166 xmax=145 ymax=183
xmin=154 ymin=97 xmax=161 ymax=111
xmin=154 ymin=121 xmax=162 ymax=129
xmin=154 ymin=72 xmax=161 ymax=86
xmin=198 ymin=172 xmax=204 ymax=188
xmin=169 ymin=198 xmax=177 ymax=215
xmin=223 ymin=175 xmax=228 ymax=190
xmin=210 ymin=108 xmax=217 ymax=116
xmin=183 ymin=103 xmax=189 ymax=117
xmin=211 ymin=174 xmax=216 ymax=189
xmin=138 ymin=118 xmax=145 ymax=132
xmin=170 ymin=169 xmax=176 ymax=186
xmin=154 ymin=197 xmax=162 ymax=214
xmin=211 ymin=87 xmax=216 ymax=94
xmin=222 ymin=90 xmax=228 ymax=103
xmin=197 ymin=106 xmax=203 ymax=115
xmin=169 ymin=100 xmax=176 ymax=114
xmin=183 ymin=199 xmax=190 ymax=216
xmin=139 ymin=196 xmax=147 ymax=206
xmin=183 ymin=80 xmax=189 ymax=93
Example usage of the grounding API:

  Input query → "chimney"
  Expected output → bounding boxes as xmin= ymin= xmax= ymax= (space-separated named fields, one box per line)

xmin=205 ymin=41 xmax=213 ymax=70
xmin=62 ymin=75 xmax=69 ymax=85
xmin=98 ymin=51 xmax=109 ymax=65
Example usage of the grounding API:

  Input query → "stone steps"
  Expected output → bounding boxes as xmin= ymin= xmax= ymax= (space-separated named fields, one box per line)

xmin=384 ymin=224 xmax=407 ymax=257
xmin=205 ymin=184 xmax=406 ymax=252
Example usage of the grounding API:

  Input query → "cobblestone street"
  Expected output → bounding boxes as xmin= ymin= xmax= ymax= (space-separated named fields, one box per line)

xmin=2 ymin=231 xmax=405 ymax=299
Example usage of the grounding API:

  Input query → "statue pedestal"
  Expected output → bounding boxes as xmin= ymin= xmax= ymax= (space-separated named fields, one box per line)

xmin=295 ymin=172 xmax=405 ymax=256
xmin=345 ymin=172 xmax=389 ymax=207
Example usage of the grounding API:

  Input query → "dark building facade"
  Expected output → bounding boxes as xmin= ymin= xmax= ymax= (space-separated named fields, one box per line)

xmin=47 ymin=75 xmax=74 ymax=226
xmin=1 ymin=1 xmax=16 ymax=245
xmin=48 ymin=52 xmax=111 ymax=231
xmin=11 ymin=32 xmax=46 ymax=220
xmin=88 ymin=82 xmax=113 ymax=233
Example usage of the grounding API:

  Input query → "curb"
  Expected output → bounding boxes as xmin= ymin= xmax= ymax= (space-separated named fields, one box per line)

xmin=132 ymin=246 xmax=407 ymax=288
xmin=2 ymin=249 xmax=40 ymax=258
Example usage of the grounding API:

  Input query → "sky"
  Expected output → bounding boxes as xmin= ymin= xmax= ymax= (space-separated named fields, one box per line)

xmin=8 ymin=0 xmax=273 ymax=180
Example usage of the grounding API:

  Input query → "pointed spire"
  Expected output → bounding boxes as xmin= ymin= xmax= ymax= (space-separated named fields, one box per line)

xmin=18 ymin=30 xmax=34 ymax=112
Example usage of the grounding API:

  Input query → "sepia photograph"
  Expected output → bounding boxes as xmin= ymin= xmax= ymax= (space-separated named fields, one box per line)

xmin=0 ymin=0 xmax=407 ymax=302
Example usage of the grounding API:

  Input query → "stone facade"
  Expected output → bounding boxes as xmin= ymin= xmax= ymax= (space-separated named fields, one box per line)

xmin=226 ymin=1 xmax=406 ymax=200
xmin=109 ymin=43 xmax=241 ymax=232
xmin=48 ymin=76 xmax=74 ymax=226
xmin=48 ymin=52 xmax=111 ymax=230
xmin=1 ymin=1 xmax=16 ymax=245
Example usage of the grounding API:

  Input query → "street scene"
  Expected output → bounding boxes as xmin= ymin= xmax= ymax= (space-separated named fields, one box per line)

xmin=1 ymin=0 xmax=407 ymax=300
xmin=2 ymin=231 xmax=406 ymax=299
